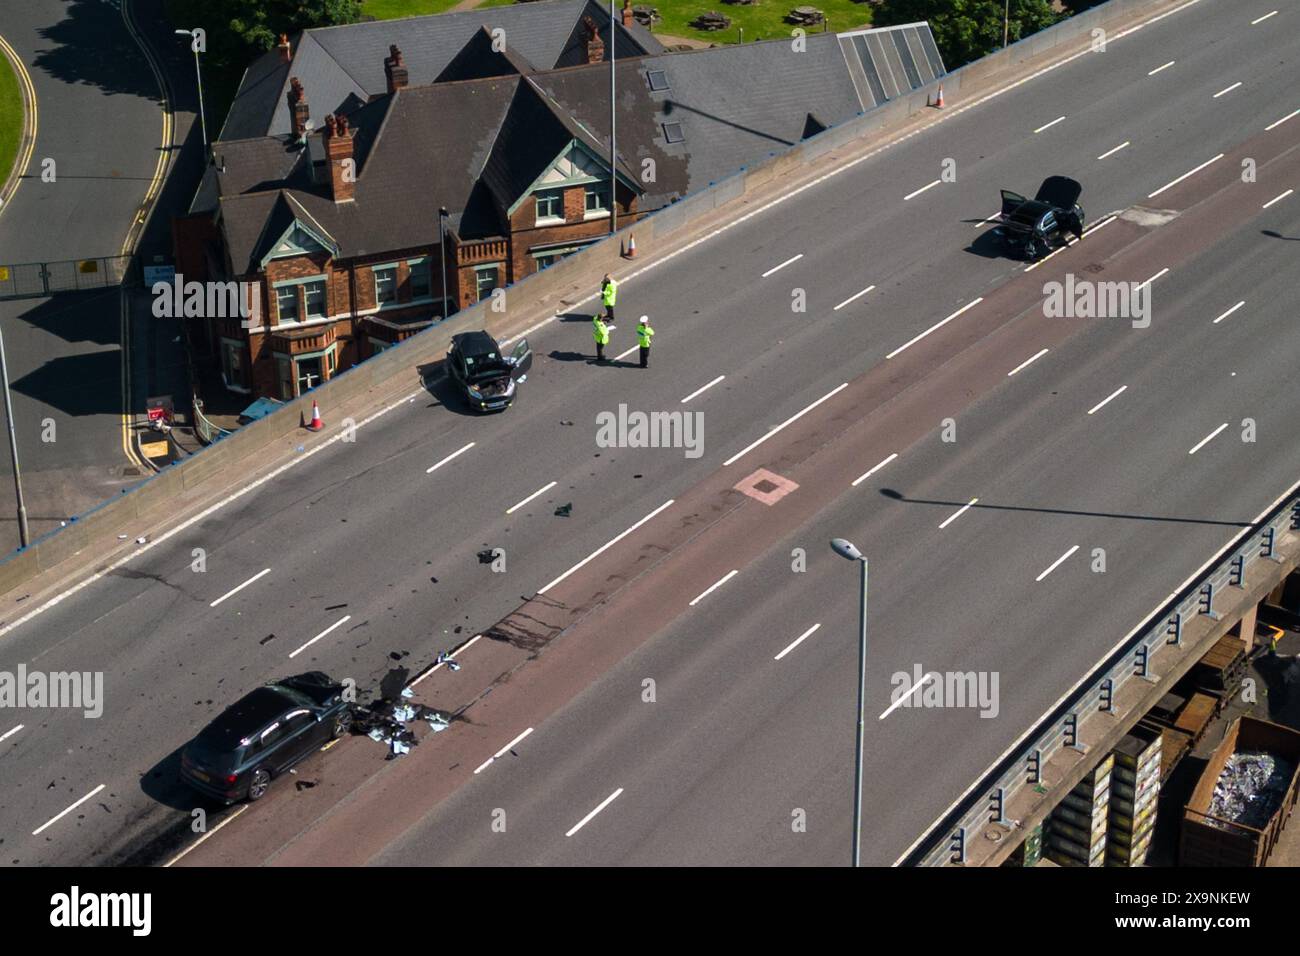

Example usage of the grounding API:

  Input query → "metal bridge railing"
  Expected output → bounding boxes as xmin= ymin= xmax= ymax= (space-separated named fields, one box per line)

xmin=193 ymin=397 xmax=232 ymax=444
xmin=907 ymin=482 xmax=1300 ymax=866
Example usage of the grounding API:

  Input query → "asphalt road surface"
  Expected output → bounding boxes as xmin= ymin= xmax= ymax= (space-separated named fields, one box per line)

xmin=0 ymin=0 xmax=189 ymax=553
xmin=0 ymin=0 xmax=1297 ymax=866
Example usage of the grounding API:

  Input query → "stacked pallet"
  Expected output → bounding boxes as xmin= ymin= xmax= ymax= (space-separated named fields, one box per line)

xmin=1108 ymin=729 xmax=1162 ymax=867
xmin=1046 ymin=755 xmax=1113 ymax=867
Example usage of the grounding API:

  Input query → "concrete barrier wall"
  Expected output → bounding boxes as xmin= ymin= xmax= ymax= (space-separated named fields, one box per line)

xmin=0 ymin=0 xmax=1179 ymax=594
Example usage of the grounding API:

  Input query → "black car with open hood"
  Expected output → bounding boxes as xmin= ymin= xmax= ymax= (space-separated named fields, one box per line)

xmin=446 ymin=331 xmax=533 ymax=412
xmin=996 ymin=176 xmax=1086 ymax=261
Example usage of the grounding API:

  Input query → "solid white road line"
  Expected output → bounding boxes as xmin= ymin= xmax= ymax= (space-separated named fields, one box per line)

xmin=1147 ymin=153 xmax=1223 ymax=198
xmin=852 ymin=452 xmax=899 ymax=487
xmin=33 ymin=784 xmax=106 ymax=836
xmin=1213 ymin=82 xmax=1242 ymax=98
xmin=1148 ymin=60 xmax=1175 ymax=75
xmin=774 ymin=623 xmax=820 ymax=661
xmin=0 ymin=724 xmax=22 ymax=745
xmin=1007 ymin=348 xmax=1049 ymax=377
xmin=973 ymin=211 xmax=1000 ymax=229
xmin=1033 ymin=116 xmax=1066 ymax=133
xmin=507 ymin=480 xmax=557 ymax=515
xmin=410 ymin=634 xmax=483 ymax=686
xmin=903 ymin=179 xmax=941 ymax=201
xmin=0 ymin=1 xmax=1212 ymax=650
xmin=762 ymin=254 xmax=803 ymax=277
xmin=1096 ymin=141 xmax=1130 ymax=160
xmin=426 ymin=441 xmax=475 ymax=474
xmin=566 ymin=788 xmax=623 ymax=837
xmin=681 ymin=375 xmax=725 ymax=403
xmin=879 ymin=673 xmax=934 ymax=719
xmin=538 ymin=500 xmax=675 ymax=594
xmin=289 ymin=615 xmax=352 ymax=659
xmin=1189 ymin=423 xmax=1229 ymax=455
xmin=1083 ymin=215 xmax=1117 ymax=236
xmin=886 ymin=298 xmax=983 ymax=359
xmin=833 ymin=284 xmax=875 ymax=310
xmin=938 ymin=498 xmax=978 ymax=530
xmin=689 ymin=569 xmax=739 ymax=607
xmin=1251 ymin=10 xmax=1277 ymax=25
xmin=1087 ymin=385 xmax=1127 ymax=415
xmin=0 ymin=386 xmax=427 ymax=641
xmin=1035 ymin=545 xmax=1079 ymax=582
xmin=474 ymin=727 xmax=535 ymax=774
xmin=722 ymin=383 xmax=848 ymax=466
xmin=209 ymin=568 xmax=271 ymax=608
xmin=614 ymin=343 xmax=639 ymax=362
xmin=1262 ymin=189 xmax=1294 ymax=209
xmin=164 ymin=805 xmax=248 ymax=867
xmin=1266 ymin=108 xmax=1300 ymax=131
xmin=1213 ymin=301 xmax=1245 ymax=325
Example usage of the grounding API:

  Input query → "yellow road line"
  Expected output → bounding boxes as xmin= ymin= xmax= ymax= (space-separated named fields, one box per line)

xmin=0 ymin=29 xmax=38 ymax=219
xmin=118 ymin=0 xmax=178 ymax=473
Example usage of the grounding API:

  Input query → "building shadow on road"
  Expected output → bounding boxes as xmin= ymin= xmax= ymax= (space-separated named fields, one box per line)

xmin=876 ymin=488 xmax=1254 ymax=528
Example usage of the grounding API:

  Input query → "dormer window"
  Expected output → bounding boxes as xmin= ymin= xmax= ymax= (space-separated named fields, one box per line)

xmin=535 ymin=188 xmax=563 ymax=223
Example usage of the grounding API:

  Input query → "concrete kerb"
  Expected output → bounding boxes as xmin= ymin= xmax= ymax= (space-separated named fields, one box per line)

xmin=0 ymin=0 xmax=1188 ymax=600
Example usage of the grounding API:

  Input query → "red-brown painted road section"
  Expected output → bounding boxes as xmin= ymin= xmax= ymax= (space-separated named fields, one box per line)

xmin=177 ymin=119 xmax=1300 ymax=866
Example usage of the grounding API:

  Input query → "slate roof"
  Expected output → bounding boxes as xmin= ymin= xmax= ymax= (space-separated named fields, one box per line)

xmin=219 ymin=0 xmax=663 ymax=140
xmin=205 ymin=18 xmax=944 ymax=278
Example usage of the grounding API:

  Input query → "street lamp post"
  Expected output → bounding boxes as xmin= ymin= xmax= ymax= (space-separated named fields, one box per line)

xmin=174 ymin=29 xmax=209 ymax=149
xmin=831 ymin=537 xmax=868 ymax=867
xmin=438 ymin=206 xmax=449 ymax=319
xmin=0 ymin=328 xmax=30 ymax=548
xmin=608 ymin=1 xmax=617 ymax=235
xmin=1004 ymin=0 xmax=1011 ymax=50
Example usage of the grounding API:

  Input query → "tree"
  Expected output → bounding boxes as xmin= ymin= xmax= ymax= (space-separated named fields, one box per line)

xmin=874 ymin=0 xmax=1060 ymax=69
xmin=218 ymin=0 xmax=363 ymax=54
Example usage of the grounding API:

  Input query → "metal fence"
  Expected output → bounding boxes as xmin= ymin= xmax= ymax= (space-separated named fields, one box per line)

xmin=193 ymin=397 xmax=232 ymax=444
xmin=906 ymin=479 xmax=1300 ymax=866
xmin=0 ymin=255 xmax=134 ymax=300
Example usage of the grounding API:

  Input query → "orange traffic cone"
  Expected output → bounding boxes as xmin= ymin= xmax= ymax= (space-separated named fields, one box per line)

xmin=307 ymin=399 xmax=324 ymax=431
xmin=626 ymin=233 xmax=637 ymax=258
xmin=932 ymin=84 xmax=945 ymax=109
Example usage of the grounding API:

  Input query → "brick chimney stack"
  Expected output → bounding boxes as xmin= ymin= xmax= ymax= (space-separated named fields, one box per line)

xmin=583 ymin=15 xmax=604 ymax=64
xmin=288 ymin=77 xmax=310 ymax=139
xmin=622 ymin=0 xmax=634 ymax=27
xmin=324 ymin=113 xmax=356 ymax=202
xmin=277 ymin=33 xmax=292 ymax=63
xmin=384 ymin=44 xmax=408 ymax=95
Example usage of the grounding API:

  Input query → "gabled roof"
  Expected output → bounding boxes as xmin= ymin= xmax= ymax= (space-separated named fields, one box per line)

xmin=225 ymin=0 xmax=664 ymax=139
xmin=436 ymin=26 xmax=538 ymax=83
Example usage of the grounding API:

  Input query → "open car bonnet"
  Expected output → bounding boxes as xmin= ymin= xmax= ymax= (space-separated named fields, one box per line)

xmin=1034 ymin=175 xmax=1082 ymax=208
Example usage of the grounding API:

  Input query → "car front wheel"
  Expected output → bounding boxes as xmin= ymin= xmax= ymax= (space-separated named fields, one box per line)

xmin=332 ymin=709 xmax=354 ymax=739
xmin=247 ymin=769 xmax=272 ymax=801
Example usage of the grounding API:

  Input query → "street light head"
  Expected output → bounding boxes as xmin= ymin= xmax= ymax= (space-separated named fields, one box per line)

xmin=830 ymin=538 xmax=863 ymax=561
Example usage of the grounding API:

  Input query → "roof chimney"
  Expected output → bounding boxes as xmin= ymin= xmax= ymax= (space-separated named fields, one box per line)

xmin=622 ymin=0 xmax=634 ymax=27
xmin=278 ymin=33 xmax=292 ymax=63
xmin=583 ymin=15 xmax=604 ymax=64
xmin=384 ymin=44 xmax=408 ymax=95
xmin=287 ymin=77 xmax=310 ymax=139
xmin=324 ymin=113 xmax=356 ymax=203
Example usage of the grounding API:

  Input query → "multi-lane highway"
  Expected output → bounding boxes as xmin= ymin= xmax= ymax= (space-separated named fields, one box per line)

xmin=1 ymin=0 xmax=1297 ymax=866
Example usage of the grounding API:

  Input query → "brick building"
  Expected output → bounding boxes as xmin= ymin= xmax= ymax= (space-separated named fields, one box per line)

xmin=173 ymin=0 xmax=943 ymax=400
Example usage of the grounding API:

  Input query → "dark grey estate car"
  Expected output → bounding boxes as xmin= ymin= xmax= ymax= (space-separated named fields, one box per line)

xmin=180 ymin=672 xmax=353 ymax=803
xmin=997 ymin=176 xmax=1086 ymax=260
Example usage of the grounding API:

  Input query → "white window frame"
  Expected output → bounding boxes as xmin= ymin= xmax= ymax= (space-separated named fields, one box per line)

xmin=373 ymin=264 xmax=398 ymax=305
